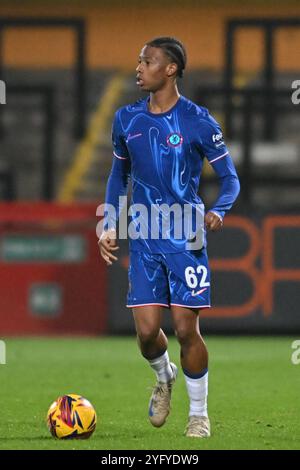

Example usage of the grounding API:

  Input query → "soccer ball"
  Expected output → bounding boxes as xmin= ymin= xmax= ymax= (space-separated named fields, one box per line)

xmin=47 ymin=394 xmax=97 ymax=439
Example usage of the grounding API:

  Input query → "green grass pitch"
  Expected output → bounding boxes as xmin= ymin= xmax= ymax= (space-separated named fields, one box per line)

xmin=0 ymin=336 xmax=299 ymax=450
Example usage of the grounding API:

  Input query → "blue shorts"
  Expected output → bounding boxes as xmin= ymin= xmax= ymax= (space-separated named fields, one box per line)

xmin=126 ymin=249 xmax=211 ymax=309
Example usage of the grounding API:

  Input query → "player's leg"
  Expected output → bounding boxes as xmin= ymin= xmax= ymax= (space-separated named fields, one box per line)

xmin=171 ymin=305 xmax=210 ymax=437
xmin=171 ymin=305 xmax=208 ymax=373
xmin=132 ymin=306 xmax=178 ymax=428
xmin=133 ymin=305 xmax=166 ymax=358
xmin=127 ymin=251 xmax=175 ymax=378
xmin=127 ymin=249 xmax=180 ymax=427
xmin=133 ymin=305 xmax=171 ymax=375
xmin=166 ymin=248 xmax=211 ymax=437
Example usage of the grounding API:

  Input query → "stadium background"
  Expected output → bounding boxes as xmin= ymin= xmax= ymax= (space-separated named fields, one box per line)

xmin=0 ymin=0 xmax=300 ymax=451
xmin=1 ymin=0 xmax=299 ymax=335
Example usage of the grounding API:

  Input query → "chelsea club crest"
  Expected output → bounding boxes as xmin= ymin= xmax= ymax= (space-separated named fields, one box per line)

xmin=167 ymin=132 xmax=183 ymax=147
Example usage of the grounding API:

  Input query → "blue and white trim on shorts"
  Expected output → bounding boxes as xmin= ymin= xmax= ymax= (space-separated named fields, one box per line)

xmin=126 ymin=301 xmax=211 ymax=309
xmin=126 ymin=302 xmax=169 ymax=308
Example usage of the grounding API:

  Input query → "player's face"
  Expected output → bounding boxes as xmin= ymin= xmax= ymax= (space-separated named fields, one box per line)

xmin=136 ymin=45 xmax=175 ymax=92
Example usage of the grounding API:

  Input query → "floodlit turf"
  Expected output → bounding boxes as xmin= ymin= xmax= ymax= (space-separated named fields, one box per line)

xmin=0 ymin=336 xmax=299 ymax=450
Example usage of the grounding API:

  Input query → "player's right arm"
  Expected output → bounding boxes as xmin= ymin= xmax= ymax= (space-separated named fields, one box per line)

xmin=98 ymin=110 xmax=131 ymax=266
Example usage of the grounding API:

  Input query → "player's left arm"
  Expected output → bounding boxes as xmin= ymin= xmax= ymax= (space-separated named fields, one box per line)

xmin=199 ymin=118 xmax=240 ymax=231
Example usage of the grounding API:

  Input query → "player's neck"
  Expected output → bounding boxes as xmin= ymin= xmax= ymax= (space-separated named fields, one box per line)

xmin=148 ymin=86 xmax=180 ymax=114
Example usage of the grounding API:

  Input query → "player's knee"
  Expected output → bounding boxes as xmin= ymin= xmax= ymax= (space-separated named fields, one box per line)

xmin=174 ymin=326 xmax=197 ymax=346
xmin=137 ymin=327 xmax=160 ymax=345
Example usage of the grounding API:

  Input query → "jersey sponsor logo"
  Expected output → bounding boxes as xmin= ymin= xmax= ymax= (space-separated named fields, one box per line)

xmin=167 ymin=132 xmax=183 ymax=147
xmin=212 ymin=132 xmax=225 ymax=149
xmin=212 ymin=132 xmax=223 ymax=143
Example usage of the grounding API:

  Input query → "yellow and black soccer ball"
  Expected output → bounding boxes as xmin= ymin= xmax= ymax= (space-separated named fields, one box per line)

xmin=47 ymin=394 xmax=97 ymax=439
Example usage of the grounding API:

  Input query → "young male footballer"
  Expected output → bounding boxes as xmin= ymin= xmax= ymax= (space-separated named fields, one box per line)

xmin=99 ymin=37 xmax=240 ymax=437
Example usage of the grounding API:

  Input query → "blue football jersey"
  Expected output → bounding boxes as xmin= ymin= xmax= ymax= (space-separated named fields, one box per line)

xmin=105 ymin=95 xmax=239 ymax=254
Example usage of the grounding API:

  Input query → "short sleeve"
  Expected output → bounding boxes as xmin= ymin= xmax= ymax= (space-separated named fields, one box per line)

xmin=112 ymin=110 xmax=130 ymax=160
xmin=198 ymin=114 xmax=229 ymax=164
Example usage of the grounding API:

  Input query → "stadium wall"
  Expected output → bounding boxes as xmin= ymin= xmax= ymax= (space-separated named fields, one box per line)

xmin=0 ymin=1 xmax=299 ymax=72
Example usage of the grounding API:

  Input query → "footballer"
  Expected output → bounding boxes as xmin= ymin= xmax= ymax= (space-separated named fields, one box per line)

xmin=99 ymin=37 xmax=240 ymax=437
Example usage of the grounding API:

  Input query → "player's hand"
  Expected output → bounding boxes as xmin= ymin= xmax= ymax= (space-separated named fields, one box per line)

xmin=205 ymin=211 xmax=223 ymax=232
xmin=98 ymin=229 xmax=119 ymax=266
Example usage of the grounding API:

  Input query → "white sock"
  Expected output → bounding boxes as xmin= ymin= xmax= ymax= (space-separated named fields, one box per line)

xmin=184 ymin=369 xmax=208 ymax=418
xmin=148 ymin=351 xmax=174 ymax=383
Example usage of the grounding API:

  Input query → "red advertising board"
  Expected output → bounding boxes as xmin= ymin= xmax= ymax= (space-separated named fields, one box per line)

xmin=0 ymin=203 xmax=107 ymax=335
